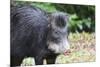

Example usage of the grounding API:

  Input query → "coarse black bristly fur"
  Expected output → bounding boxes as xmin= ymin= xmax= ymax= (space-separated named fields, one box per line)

xmin=11 ymin=5 xmax=69 ymax=66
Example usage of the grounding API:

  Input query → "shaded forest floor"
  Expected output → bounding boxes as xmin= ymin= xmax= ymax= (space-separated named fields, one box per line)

xmin=21 ymin=32 xmax=96 ymax=66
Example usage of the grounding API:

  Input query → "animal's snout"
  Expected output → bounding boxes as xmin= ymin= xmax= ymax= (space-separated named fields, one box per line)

xmin=63 ymin=49 xmax=71 ymax=56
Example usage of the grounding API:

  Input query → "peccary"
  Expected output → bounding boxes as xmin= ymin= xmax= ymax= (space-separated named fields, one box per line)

xmin=11 ymin=5 xmax=70 ymax=66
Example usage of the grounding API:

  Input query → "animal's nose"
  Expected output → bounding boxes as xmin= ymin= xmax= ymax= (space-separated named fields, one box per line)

xmin=63 ymin=49 xmax=71 ymax=56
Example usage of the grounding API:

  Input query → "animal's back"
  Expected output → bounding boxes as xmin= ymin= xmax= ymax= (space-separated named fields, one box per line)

xmin=11 ymin=5 xmax=49 ymax=56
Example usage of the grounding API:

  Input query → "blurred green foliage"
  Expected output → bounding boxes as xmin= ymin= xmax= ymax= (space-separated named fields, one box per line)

xmin=12 ymin=1 xmax=95 ymax=33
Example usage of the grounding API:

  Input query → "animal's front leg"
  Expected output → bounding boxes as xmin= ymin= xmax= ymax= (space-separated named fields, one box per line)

xmin=46 ymin=55 xmax=57 ymax=64
xmin=10 ymin=56 xmax=23 ymax=67
xmin=35 ymin=57 xmax=43 ymax=65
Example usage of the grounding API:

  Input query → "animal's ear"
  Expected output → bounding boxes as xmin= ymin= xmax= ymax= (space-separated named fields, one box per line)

xmin=47 ymin=12 xmax=53 ymax=23
xmin=47 ymin=12 xmax=53 ymax=28
xmin=65 ymin=13 xmax=70 ymax=28
xmin=65 ymin=13 xmax=70 ymax=23
xmin=47 ymin=12 xmax=70 ymax=28
xmin=47 ymin=12 xmax=55 ymax=29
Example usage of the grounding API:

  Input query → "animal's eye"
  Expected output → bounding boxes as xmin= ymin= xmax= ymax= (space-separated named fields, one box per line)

xmin=55 ymin=31 xmax=58 ymax=34
xmin=54 ymin=31 xmax=60 ymax=35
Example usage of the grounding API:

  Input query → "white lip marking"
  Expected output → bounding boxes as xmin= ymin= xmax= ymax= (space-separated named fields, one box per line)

xmin=47 ymin=38 xmax=70 ymax=53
